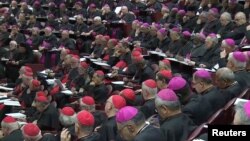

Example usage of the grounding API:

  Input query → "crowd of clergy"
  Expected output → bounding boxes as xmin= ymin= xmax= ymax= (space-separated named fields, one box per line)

xmin=0 ymin=0 xmax=250 ymax=141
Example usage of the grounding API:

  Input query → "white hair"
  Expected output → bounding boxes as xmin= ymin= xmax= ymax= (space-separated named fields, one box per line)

xmin=59 ymin=114 xmax=76 ymax=127
xmin=1 ymin=121 xmax=19 ymax=133
xmin=142 ymin=83 xmax=157 ymax=98
xmin=206 ymin=36 xmax=218 ymax=44
xmin=228 ymin=52 xmax=246 ymax=69
xmin=9 ymin=40 xmax=17 ymax=45
xmin=155 ymin=96 xmax=181 ymax=111
xmin=221 ymin=12 xmax=232 ymax=21
xmin=234 ymin=102 xmax=250 ymax=125
xmin=94 ymin=16 xmax=101 ymax=21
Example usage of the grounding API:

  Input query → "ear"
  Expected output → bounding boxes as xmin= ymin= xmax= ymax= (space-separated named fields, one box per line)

xmin=161 ymin=105 xmax=169 ymax=115
xmin=127 ymin=124 xmax=135 ymax=133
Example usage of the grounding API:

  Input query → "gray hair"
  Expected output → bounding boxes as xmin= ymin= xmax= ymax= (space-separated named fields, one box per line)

xmin=94 ymin=16 xmax=101 ymax=21
xmin=206 ymin=36 xmax=218 ymax=44
xmin=216 ymin=67 xmax=235 ymax=82
xmin=221 ymin=12 xmax=232 ymax=21
xmin=59 ymin=114 xmax=76 ymax=127
xmin=1 ymin=122 xmax=19 ymax=132
xmin=9 ymin=40 xmax=17 ymax=46
xmin=228 ymin=52 xmax=246 ymax=69
xmin=155 ymin=96 xmax=181 ymax=111
xmin=235 ymin=102 xmax=250 ymax=125
xmin=142 ymin=83 xmax=157 ymax=98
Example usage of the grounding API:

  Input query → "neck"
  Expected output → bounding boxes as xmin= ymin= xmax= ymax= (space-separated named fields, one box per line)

xmin=201 ymin=84 xmax=214 ymax=93
xmin=78 ymin=131 xmax=91 ymax=139
xmin=107 ymin=111 xmax=116 ymax=118
xmin=7 ymin=128 xmax=17 ymax=135
xmin=165 ymin=110 xmax=181 ymax=119
xmin=135 ymin=122 xmax=146 ymax=135
xmin=233 ymin=68 xmax=244 ymax=72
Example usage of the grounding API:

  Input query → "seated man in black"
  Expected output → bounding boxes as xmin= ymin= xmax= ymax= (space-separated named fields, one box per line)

xmin=33 ymin=95 xmax=60 ymax=131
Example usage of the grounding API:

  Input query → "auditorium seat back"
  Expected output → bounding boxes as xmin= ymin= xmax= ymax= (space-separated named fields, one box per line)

xmin=186 ymin=123 xmax=208 ymax=141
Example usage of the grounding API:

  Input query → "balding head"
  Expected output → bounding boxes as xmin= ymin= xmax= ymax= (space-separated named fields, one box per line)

xmin=61 ymin=30 xmax=69 ymax=39
xmin=121 ymin=6 xmax=128 ymax=13
xmin=234 ymin=12 xmax=247 ymax=26
xmin=216 ymin=67 xmax=235 ymax=88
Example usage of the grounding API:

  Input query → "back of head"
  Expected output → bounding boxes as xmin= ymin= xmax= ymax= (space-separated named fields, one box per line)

xmin=22 ymin=123 xmax=42 ymax=141
xmin=227 ymin=51 xmax=247 ymax=70
xmin=1 ymin=116 xmax=19 ymax=136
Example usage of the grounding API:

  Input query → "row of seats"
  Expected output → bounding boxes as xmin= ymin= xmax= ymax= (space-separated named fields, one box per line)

xmin=187 ymin=88 xmax=250 ymax=141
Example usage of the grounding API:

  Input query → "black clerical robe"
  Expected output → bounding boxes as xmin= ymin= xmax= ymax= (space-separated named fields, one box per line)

xmin=77 ymin=132 xmax=100 ymax=141
xmin=92 ymin=111 xmax=107 ymax=128
xmin=201 ymin=87 xmax=224 ymax=113
xmin=2 ymin=129 xmax=23 ymax=141
xmin=99 ymin=116 xmax=117 ymax=141
xmin=183 ymin=95 xmax=214 ymax=125
xmin=234 ymin=70 xmax=250 ymax=89
xmin=134 ymin=64 xmax=155 ymax=84
xmin=190 ymin=44 xmax=206 ymax=63
xmin=134 ymin=124 xmax=164 ymax=141
xmin=140 ymin=99 xmax=156 ymax=119
xmin=37 ymin=104 xmax=60 ymax=131
xmin=196 ymin=45 xmax=220 ymax=69
xmin=88 ymin=84 xmax=109 ymax=104
xmin=160 ymin=113 xmax=196 ymax=141
xmin=219 ymin=81 xmax=243 ymax=105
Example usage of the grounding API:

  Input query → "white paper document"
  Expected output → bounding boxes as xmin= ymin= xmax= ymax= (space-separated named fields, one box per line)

xmin=4 ymin=100 xmax=21 ymax=106
xmin=115 ymin=7 xmax=122 ymax=14
xmin=6 ymin=113 xmax=26 ymax=119
xmin=194 ymin=68 xmax=216 ymax=73
xmin=80 ymin=58 xmax=86 ymax=62
xmin=46 ymin=79 xmax=56 ymax=85
xmin=61 ymin=90 xmax=73 ymax=95
xmin=0 ymin=86 xmax=13 ymax=91
xmin=166 ymin=58 xmax=189 ymax=66
xmin=234 ymin=98 xmax=248 ymax=105
xmin=148 ymin=51 xmax=166 ymax=57
xmin=93 ymin=62 xmax=110 ymax=67
xmin=111 ymin=81 xmax=125 ymax=85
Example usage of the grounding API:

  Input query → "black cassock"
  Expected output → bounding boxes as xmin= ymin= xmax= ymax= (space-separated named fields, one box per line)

xmin=183 ymin=95 xmax=214 ymax=125
xmin=99 ymin=116 xmax=117 ymax=141
xmin=87 ymin=84 xmax=109 ymax=104
xmin=92 ymin=111 xmax=107 ymax=128
xmin=140 ymin=99 xmax=156 ymax=119
xmin=2 ymin=129 xmax=23 ymax=141
xmin=37 ymin=104 xmax=60 ymax=131
xmin=77 ymin=132 xmax=100 ymax=141
xmin=219 ymin=81 xmax=244 ymax=105
xmin=234 ymin=70 xmax=250 ymax=89
xmin=134 ymin=124 xmax=164 ymax=141
xmin=160 ymin=113 xmax=196 ymax=141
xmin=201 ymin=87 xmax=224 ymax=113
